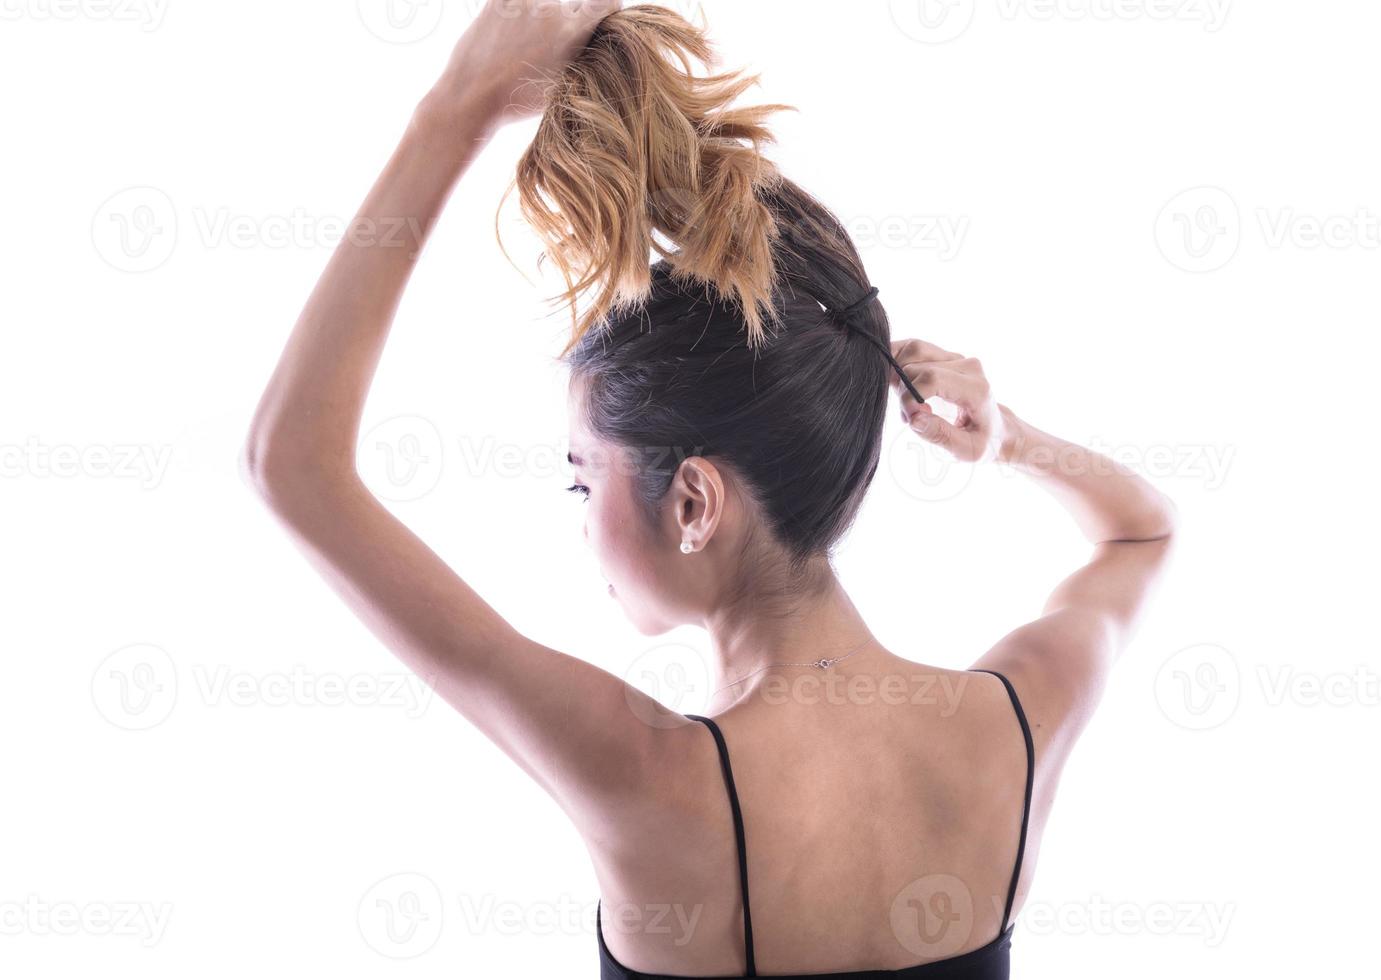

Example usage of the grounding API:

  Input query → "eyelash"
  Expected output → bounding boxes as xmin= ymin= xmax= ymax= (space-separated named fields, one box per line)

xmin=566 ymin=483 xmax=590 ymax=500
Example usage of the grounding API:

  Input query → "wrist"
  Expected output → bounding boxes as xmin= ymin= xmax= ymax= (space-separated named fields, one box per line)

xmin=414 ymin=71 xmax=504 ymax=145
xmin=995 ymin=404 xmax=1026 ymax=465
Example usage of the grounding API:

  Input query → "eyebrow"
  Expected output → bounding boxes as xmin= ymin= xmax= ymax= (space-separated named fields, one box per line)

xmin=567 ymin=452 xmax=583 ymax=467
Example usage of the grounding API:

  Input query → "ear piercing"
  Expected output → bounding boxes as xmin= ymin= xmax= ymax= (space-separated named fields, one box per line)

xmin=680 ymin=541 xmax=694 ymax=554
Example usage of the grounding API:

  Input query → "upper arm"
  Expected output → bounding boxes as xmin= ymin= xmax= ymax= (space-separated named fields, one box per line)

xmin=246 ymin=466 xmax=669 ymax=835
xmin=971 ymin=535 xmax=1176 ymax=766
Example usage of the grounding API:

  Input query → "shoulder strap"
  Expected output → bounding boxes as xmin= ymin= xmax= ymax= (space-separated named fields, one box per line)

xmin=685 ymin=714 xmax=756 ymax=977
xmin=969 ymin=670 xmax=1035 ymax=934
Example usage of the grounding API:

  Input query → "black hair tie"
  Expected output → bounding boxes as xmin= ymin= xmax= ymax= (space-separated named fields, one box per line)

xmin=833 ymin=285 xmax=881 ymax=320
xmin=825 ymin=285 xmax=926 ymax=406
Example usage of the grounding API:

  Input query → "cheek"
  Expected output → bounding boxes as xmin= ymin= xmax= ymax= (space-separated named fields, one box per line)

xmin=589 ymin=487 xmax=657 ymax=583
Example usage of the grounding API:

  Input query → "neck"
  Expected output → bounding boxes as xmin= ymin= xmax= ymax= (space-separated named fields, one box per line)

xmin=701 ymin=568 xmax=882 ymax=710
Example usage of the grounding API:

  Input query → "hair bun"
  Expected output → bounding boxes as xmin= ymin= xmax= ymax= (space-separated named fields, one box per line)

xmin=511 ymin=5 xmax=794 ymax=354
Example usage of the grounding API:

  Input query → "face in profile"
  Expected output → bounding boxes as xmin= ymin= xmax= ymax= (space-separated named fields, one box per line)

xmin=567 ymin=380 xmax=692 ymax=637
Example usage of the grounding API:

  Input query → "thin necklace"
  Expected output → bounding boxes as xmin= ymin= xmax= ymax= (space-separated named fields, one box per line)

xmin=711 ymin=636 xmax=875 ymax=697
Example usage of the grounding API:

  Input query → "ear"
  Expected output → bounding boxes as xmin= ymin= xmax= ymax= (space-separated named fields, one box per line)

xmin=668 ymin=456 xmax=726 ymax=553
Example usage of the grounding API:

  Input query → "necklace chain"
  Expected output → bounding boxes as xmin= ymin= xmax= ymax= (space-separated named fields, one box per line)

xmin=711 ymin=637 xmax=874 ymax=697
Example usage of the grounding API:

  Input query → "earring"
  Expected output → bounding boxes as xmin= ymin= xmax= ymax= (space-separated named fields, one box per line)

xmin=680 ymin=541 xmax=694 ymax=554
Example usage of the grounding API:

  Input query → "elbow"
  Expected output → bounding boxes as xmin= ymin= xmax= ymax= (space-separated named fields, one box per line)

xmin=1106 ymin=488 xmax=1179 ymax=546
xmin=1149 ymin=489 xmax=1180 ymax=542
xmin=238 ymin=423 xmax=288 ymax=499
xmin=238 ymin=427 xmax=354 ymax=516
xmin=237 ymin=435 xmax=268 ymax=495
xmin=238 ymin=434 xmax=294 ymax=513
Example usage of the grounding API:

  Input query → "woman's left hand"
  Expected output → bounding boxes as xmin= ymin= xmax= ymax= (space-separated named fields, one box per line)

xmin=434 ymin=0 xmax=623 ymax=130
xmin=889 ymin=339 xmax=1013 ymax=464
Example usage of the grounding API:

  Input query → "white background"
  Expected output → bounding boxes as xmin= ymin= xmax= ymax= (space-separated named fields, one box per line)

xmin=2 ymin=0 xmax=1377 ymax=976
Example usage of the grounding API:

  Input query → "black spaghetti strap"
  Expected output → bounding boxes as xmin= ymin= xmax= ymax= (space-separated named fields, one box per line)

xmin=969 ymin=670 xmax=1035 ymax=934
xmin=685 ymin=714 xmax=756 ymax=977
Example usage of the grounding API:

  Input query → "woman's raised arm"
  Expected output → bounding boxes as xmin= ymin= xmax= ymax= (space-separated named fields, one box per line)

xmin=238 ymin=2 xmax=662 ymax=836
xmin=888 ymin=338 xmax=1177 ymax=768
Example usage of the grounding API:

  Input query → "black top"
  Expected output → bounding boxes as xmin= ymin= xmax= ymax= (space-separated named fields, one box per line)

xmin=597 ymin=669 xmax=1036 ymax=979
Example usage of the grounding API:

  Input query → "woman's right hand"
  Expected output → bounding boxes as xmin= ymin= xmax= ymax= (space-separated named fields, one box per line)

xmin=432 ymin=0 xmax=622 ymax=130
xmin=889 ymin=339 xmax=1015 ymax=464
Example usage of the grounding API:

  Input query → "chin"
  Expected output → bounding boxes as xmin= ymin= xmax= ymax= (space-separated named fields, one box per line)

xmin=618 ymin=599 xmax=678 ymax=637
xmin=625 ymin=612 xmax=670 ymax=637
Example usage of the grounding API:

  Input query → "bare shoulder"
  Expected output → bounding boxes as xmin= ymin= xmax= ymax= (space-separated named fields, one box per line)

xmin=972 ymin=629 xmax=1098 ymax=772
xmin=586 ymin=713 xmax=738 ymax=883
xmin=970 ymin=536 xmax=1176 ymax=773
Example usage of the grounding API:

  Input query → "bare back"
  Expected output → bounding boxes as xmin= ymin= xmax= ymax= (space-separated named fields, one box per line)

xmin=594 ymin=659 xmax=1053 ymax=977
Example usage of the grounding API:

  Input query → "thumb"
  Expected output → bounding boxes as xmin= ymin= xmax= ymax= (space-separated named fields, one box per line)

xmin=908 ymin=408 xmax=960 ymax=451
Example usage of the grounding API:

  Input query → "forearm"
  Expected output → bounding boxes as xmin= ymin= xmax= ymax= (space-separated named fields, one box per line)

xmin=997 ymin=405 xmax=1177 ymax=544
xmin=243 ymin=81 xmax=498 ymax=486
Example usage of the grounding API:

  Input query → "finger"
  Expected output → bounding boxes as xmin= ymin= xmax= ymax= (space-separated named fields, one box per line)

xmin=896 ymin=384 xmax=930 ymax=422
xmin=894 ymin=394 xmax=972 ymax=438
xmin=896 ymin=384 xmax=973 ymax=432
xmin=891 ymin=339 xmax=962 ymax=364
xmin=893 ymin=363 xmax=987 ymax=410
xmin=897 ymin=392 xmax=932 ymax=425
xmin=567 ymin=0 xmax=621 ymax=22
xmin=908 ymin=410 xmax=985 ymax=462
xmin=894 ymin=352 xmax=982 ymax=373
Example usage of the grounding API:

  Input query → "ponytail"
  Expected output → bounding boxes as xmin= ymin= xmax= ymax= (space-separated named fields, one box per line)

xmin=512 ymin=5 xmax=794 ymax=353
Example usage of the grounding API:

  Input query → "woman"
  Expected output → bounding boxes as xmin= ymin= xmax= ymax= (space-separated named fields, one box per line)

xmin=242 ymin=3 xmax=1176 ymax=977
